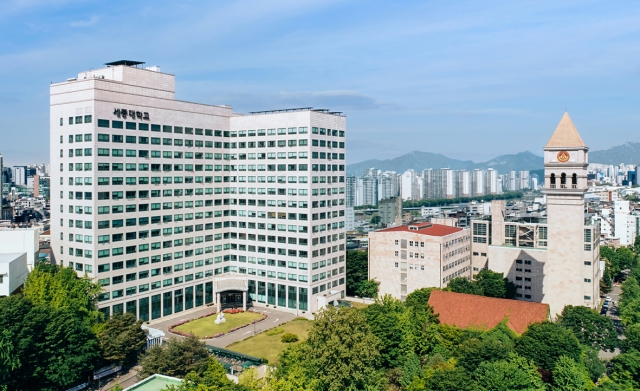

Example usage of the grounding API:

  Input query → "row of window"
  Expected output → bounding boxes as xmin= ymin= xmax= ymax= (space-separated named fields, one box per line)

xmin=95 ymin=122 xmax=344 ymax=139
xmin=61 ymin=115 xmax=92 ymax=125
xmin=443 ymin=266 xmax=471 ymax=283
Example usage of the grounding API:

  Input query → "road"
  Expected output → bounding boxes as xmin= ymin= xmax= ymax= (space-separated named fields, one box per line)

xmin=599 ymin=283 xmax=623 ymax=360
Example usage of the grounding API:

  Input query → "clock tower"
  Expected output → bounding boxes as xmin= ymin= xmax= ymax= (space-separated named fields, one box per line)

xmin=543 ymin=113 xmax=597 ymax=316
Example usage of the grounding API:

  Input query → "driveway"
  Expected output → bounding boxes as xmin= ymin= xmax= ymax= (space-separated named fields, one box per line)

xmin=599 ymin=283 xmax=623 ymax=360
xmin=147 ymin=305 xmax=297 ymax=348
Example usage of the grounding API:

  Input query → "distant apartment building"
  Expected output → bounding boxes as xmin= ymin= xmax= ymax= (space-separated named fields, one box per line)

xmin=362 ymin=176 xmax=378 ymax=206
xmin=346 ymin=176 xmax=357 ymax=208
xmin=470 ymin=113 xmax=601 ymax=317
xmin=378 ymin=172 xmax=400 ymax=201
xmin=368 ymin=222 xmax=472 ymax=300
xmin=614 ymin=200 xmax=637 ymax=246
xmin=379 ymin=196 xmax=403 ymax=226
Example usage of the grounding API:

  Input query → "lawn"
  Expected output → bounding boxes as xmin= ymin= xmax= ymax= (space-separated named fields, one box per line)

xmin=346 ymin=301 xmax=371 ymax=309
xmin=226 ymin=318 xmax=313 ymax=363
xmin=173 ymin=312 xmax=263 ymax=338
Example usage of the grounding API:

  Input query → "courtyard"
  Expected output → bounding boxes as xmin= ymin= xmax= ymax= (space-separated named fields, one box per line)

xmin=172 ymin=311 xmax=263 ymax=338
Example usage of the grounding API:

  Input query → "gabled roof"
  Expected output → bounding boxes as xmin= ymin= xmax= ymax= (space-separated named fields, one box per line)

xmin=376 ymin=222 xmax=463 ymax=237
xmin=427 ymin=290 xmax=549 ymax=334
xmin=545 ymin=112 xmax=585 ymax=148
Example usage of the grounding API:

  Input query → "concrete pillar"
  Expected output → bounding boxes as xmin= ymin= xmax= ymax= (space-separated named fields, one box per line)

xmin=242 ymin=291 xmax=247 ymax=311
xmin=216 ymin=292 xmax=221 ymax=313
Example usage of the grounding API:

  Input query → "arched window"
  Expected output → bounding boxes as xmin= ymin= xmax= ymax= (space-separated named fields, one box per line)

xmin=572 ymin=173 xmax=577 ymax=185
xmin=550 ymin=173 xmax=556 ymax=185
xmin=561 ymin=173 xmax=567 ymax=185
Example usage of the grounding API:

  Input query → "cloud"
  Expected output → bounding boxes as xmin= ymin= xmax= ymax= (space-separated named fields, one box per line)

xmin=70 ymin=15 xmax=99 ymax=27
xmin=197 ymin=89 xmax=387 ymax=113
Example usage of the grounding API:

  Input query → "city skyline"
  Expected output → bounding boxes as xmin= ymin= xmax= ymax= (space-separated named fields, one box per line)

xmin=2 ymin=1 xmax=640 ymax=166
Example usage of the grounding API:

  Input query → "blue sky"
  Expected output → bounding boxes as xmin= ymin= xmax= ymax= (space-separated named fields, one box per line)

xmin=1 ymin=0 xmax=640 ymax=166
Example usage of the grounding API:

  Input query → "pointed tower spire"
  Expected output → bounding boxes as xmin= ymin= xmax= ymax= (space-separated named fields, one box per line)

xmin=545 ymin=112 xmax=585 ymax=148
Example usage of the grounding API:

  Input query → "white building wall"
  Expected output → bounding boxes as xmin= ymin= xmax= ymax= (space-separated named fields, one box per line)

xmin=0 ymin=228 xmax=39 ymax=270
xmin=0 ymin=253 xmax=28 ymax=296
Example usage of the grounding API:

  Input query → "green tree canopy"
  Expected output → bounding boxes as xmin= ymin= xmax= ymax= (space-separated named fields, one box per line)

xmin=557 ymin=305 xmax=617 ymax=352
xmin=0 ymin=295 xmax=101 ymax=390
xmin=515 ymin=322 xmax=581 ymax=371
xmin=363 ymin=295 xmax=405 ymax=368
xmin=447 ymin=277 xmax=484 ymax=296
xmin=345 ymin=250 xmax=369 ymax=297
xmin=405 ymin=287 xmax=436 ymax=309
xmin=23 ymin=263 xmax=102 ymax=323
xmin=609 ymin=351 xmax=640 ymax=389
xmin=474 ymin=353 xmax=545 ymax=391
xmin=164 ymin=357 xmax=243 ymax=391
xmin=296 ymin=306 xmax=385 ymax=391
xmin=474 ymin=270 xmax=517 ymax=299
xmin=551 ymin=355 xmax=592 ymax=391
xmin=138 ymin=336 xmax=210 ymax=380
xmin=357 ymin=279 xmax=380 ymax=299
xmin=96 ymin=312 xmax=148 ymax=365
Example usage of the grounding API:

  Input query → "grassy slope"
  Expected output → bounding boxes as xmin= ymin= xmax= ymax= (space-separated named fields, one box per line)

xmin=226 ymin=318 xmax=313 ymax=363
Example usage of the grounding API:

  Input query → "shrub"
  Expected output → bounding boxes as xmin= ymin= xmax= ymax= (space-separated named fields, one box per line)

xmin=266 ymin=327 xmax=284 ymax=336
xmin=281 ymin=333 xmax=299 ymax=343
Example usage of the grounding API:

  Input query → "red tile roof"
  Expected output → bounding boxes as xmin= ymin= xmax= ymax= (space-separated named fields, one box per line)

xmin=428 ymin=290 xmax=549 ymax=334
xmin=376 ymin=223 xmax=463 ymax=237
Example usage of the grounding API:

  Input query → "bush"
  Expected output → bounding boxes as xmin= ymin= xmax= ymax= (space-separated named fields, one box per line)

xmin=281 ymin=333 xmax=299 ymax=343
xmin=266 ymin=327 xmax=284 ymax=336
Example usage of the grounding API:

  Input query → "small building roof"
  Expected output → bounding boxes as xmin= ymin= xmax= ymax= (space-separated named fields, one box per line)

xmin=0 ymin=253 xmax=26 ymax=264
xmin=545 ymin=112 xmax=586 ymax=148
xmin=105 ymin=60 xmax=145 ymax=67
xmin=428 ymin=290 xmax=549 ymax=334
xmin=376 ymin=222 xmax=463 ymax=237
xmin=123 ymin=374 xmax=182 ymax=391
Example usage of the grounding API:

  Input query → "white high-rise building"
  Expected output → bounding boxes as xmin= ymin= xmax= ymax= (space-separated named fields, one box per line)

xmin=12 ymin=166 xmax=25 ymax=186
xmin=614 ymin=200 xmax=637 ymax=246
xmin=50 ymin=61 xmax=347 ymax=320
xmin=471 ymin=169 xmax=484 ymax=197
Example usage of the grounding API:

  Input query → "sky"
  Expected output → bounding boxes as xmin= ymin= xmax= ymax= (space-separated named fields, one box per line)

xmin=1 ymin=0 xmax=640 ymax=166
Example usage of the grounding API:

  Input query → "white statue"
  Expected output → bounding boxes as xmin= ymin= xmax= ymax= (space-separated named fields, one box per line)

xmin=214 ymin=311 xmax=226 ymax=324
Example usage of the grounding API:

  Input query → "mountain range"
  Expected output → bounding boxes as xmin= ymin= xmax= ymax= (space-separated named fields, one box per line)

xmin=346 ymin=142 xmax=640 ymax=175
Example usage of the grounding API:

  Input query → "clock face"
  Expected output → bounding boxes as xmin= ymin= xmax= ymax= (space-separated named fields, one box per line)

xmin=557 ymin=151 xmax=570 ymax=163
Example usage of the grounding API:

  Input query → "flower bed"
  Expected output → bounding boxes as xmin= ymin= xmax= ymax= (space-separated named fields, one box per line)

xmin=169 ymin=311 xmax=267 ymax=339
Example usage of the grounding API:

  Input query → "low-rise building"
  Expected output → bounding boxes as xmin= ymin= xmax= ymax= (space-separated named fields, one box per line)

xmin=428 ymin=290 xmax=549 ymax=334
xmin=368 ymin=222 xmax=471 ymax=300
xmin=0 ymin=228 xmax=39 ymax=270
xmin=0 ymin=253 xmax=28 ymax=296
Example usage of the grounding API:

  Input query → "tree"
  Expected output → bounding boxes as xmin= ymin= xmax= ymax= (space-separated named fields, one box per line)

xmin=474 ymin=269 xmax=517 ymax=299
xmin=138 ymin=336 xmax=210 ymax=379
xmin=356 ymin=279 xmax=380 ymax=299
xmin=364 ymin=295 xmax=405 ymax=368
xmin=474 ymin=353 xmax=545 ymax=391
xmin=620 ymin=298 xmax=640 ymax=326
xmin=0 ymin=295 xmax=101 ymax=390
xmin=447 ymin=277 xmax=483 ymax=296
xmin=299 ymin=306 xmax=385 ymax=391
xmin=164 ymin=357 xmax=242 ymax=391
xmin=557 ymin=305 xmax=617 ymax=352
xmin=456 ymin=337 xmax=511 ymax=372
xmin=405 ymin=287 xmax=435 ymax=309
xmin=422 ymin=363 xmax=477 ymax=391
xmin=582 ymin=347 xmax=605 ymax=383
xmin=515 ymin=322 xmax=581 ymax=371
xmin=551 ymin=355 xmax=591 ymax=391
xmin=620 ymin=276 xmax=640 ymax=309
xmin=346 ymin=250 xmax=369 ymax=296
xmin=96 ymin=312 xmax=148 ymax=364
xmin=621 ymin=323 xmax=640 ymax=353
xmin=23 ymin=263 xmax=102 ymax=323
xmin=609 ymin=351 xmax=640 ymax=389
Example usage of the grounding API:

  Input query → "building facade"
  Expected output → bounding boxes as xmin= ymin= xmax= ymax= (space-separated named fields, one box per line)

xmin=50 ymin=61 xmax=347 ymax=320
xmin=368 ymin=222 xmax=471 ymax=300
xmin=470 ymin=113 xmax=600 ymax=317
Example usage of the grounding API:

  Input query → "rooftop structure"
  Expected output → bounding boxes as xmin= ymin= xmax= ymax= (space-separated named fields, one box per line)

xmin=428 ymin=290 xmax=549 ymax=334
xmin=376 ymin=222 xmax=463 ymax=237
